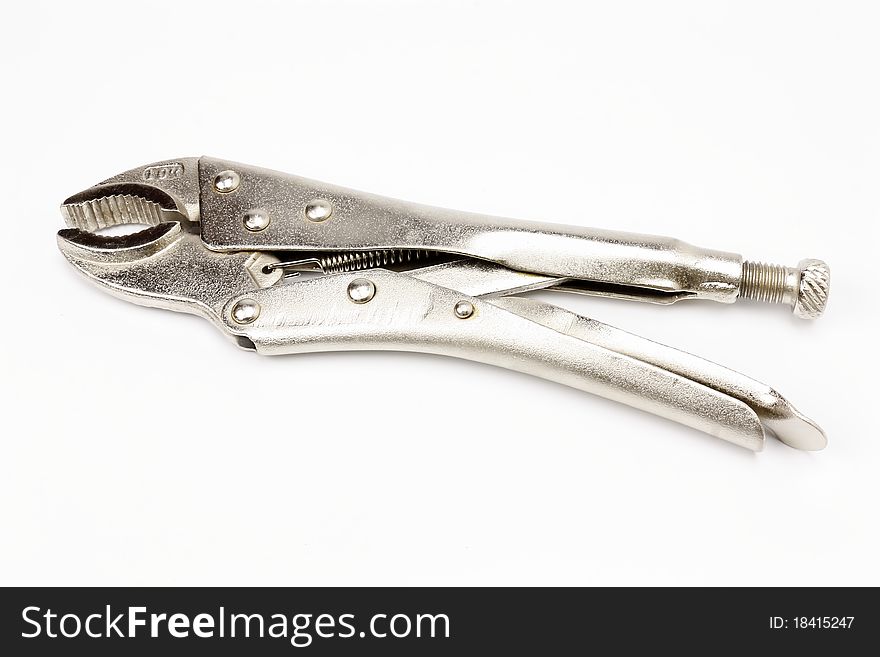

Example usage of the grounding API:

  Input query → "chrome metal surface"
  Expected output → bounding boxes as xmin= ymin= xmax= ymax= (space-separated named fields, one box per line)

xmin=57 ymin=156 xmax=832 ymax=452
xmin=491 ymin=297 xmax=826 ymax=450
xmin=410 ymin=259 xmax=563 ymax=298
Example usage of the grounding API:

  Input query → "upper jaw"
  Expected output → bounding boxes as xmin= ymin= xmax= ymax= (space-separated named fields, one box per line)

xmin=59 ymin=157 xmax=202 ymax=232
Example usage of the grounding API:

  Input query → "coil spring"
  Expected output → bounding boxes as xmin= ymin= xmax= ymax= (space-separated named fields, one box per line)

xmin=318 ymin=249 xmax=435 ymax=273
xmin=267 ymin=248 xmax=438 ymax=276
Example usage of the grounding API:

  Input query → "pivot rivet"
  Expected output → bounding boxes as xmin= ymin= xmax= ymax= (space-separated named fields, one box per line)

xmin=454 ymin=300 xmax=475 ymax=319
xmin=213 ymin=170 xmax=241 ymax=194
xmin=243 ymin=208 xmax=271 ymax=232
xmin=231 ymin=298 xmax=260 ymax=324
xmin=305 ymin=198 xmax=333 ymax=222
xmin=347 ymin=278 xmax=376 ymax=304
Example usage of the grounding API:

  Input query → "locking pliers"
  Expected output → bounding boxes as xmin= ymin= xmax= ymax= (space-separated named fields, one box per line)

xmin=57 ymin=157 xmax=830 ymax=451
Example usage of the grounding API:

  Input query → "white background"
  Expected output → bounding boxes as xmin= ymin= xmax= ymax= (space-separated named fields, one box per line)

xmin=1 ymin=0 xmax=878 ymax=586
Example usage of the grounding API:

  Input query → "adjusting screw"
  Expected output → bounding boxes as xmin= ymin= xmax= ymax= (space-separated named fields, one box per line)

xmin=740 ymin=258 xmax=830 ymax=319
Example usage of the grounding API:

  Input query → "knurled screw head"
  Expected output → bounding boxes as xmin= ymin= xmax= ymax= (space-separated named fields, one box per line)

xmin=793 ymin=259 xmax=830 ymax=319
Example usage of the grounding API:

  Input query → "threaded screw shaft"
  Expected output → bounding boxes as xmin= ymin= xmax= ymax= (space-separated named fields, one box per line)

xmin=739 ymin=259 xmax=830 ymax=319
xmin=740 ymin=261 xmax=793 ymax=305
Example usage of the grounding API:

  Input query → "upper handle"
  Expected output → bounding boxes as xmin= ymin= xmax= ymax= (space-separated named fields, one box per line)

xmin=197 ymin=157 xmax=744 ymax=304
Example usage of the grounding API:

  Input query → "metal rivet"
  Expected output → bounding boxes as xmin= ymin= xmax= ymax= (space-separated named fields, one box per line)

xmin=454 ymin=300 xmax=475 ymax=319
xmin=304 ymin=198 xmax=333 ymax=222
xmin=231 ymin=298 xmax=260 ymax=324
xmin=213 ymin=170 xmax=241 ymax=194
xmin=242 ymin=208 xmax=270 ymax=232
xmin=347 ymin=278 xmax=376 ymax=304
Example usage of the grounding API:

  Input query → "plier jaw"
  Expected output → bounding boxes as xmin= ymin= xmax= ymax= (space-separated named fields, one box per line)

xmin=58 ymin=158 xmax=282 ymax=330
xmin=57 ymin=156 xmax=830 ymax=452
xmin=61 ymin=158 xmax=202 ymax=231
